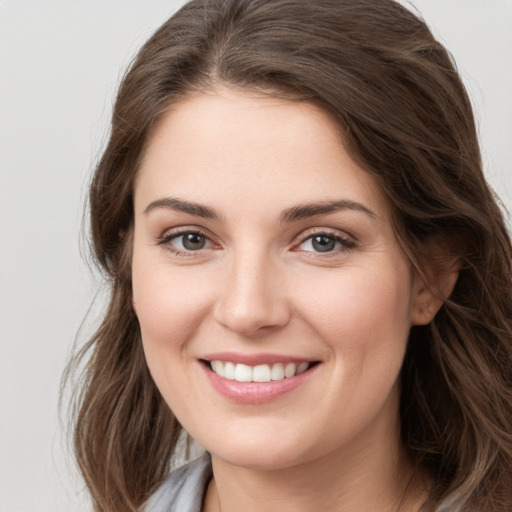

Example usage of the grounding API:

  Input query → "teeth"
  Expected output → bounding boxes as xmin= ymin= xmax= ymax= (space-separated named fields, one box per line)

xmin=224 ymin=361 xmax=235 ymax=380
xmin=284 ymin=362 xmax=296 ymax=378
xmin=209 ymin=360 xmax=311 ymax=382
xmin=234 ymin=363 xmax=252 ymax=382
xmin=271 ymin=363 xmax=284 ymax=381
xmin=211 ymin=360 xmax=225 ymax=378
xmin=297 ymin=362 xmax=309 ymax=374
xmin=253 ymin=364 xmax=271 ymax=382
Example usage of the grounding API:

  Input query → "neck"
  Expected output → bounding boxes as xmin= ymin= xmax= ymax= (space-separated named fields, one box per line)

xmin=203 ymin=407 xmax=428 ymax=512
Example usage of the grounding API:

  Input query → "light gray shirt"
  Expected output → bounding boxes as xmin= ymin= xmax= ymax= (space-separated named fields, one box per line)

xmin=143 ymin=454 xmax=212 ymax=512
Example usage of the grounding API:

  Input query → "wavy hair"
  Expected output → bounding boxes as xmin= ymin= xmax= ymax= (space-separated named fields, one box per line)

xmin=65 ymin=1 xmax=512 ymax=510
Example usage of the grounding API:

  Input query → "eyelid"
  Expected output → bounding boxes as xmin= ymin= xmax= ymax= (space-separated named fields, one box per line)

xmin=292 ymin=227 xmax=358 ymax=253
xmin=156 ymin=226 xmax=220 ymax=255
xmin=157 ymin=225 xmax=209 ymax=242
xmin=155 ymin=225 xmax=357 ymax=257
xmin=294 ymin=226 xmax=357 ymax=244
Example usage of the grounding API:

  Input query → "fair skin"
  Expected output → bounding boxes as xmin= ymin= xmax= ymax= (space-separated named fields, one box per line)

xmin=132 ymin=87 xmax=444 ymax=511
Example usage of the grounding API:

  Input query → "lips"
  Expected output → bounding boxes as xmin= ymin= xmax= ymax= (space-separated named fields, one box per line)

xmin=199 ymin=353 xmax=320 ymax=403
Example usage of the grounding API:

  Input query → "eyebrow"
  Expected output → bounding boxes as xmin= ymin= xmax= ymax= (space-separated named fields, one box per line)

xmin=144 ymin=197 xmax=219 ymax=220
xmin=279 ymin=200 xmax=375 ymax=223
xmin=143 ymin=197 xmax=375 ymax=223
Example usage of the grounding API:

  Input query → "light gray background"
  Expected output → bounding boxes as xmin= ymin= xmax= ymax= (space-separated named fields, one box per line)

xmin=0 ymin=1 xmax=510 ymax=511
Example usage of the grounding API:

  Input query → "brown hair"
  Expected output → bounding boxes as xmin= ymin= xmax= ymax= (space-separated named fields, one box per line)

xmin=65 ymin=1 xmax=512 ymax=510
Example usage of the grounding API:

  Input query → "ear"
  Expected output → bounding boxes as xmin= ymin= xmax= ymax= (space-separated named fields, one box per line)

xmin=410 ymin=264 xmax=459 ymax=326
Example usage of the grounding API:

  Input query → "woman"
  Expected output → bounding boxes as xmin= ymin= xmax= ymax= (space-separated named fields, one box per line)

xmin=67 ymin=0 xmax=512 ymax=511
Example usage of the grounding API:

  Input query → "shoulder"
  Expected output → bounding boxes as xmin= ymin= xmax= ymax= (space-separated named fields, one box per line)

xmin=142 ymin=453 xmax=212 ymax=512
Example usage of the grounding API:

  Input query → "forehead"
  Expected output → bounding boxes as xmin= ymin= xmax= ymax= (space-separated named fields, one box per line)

xmin=135 ymin=87 xmax=390 ymax=219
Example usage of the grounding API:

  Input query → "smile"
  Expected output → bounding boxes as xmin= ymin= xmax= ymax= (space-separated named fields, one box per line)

xmin=209 ymin=360 xmax=311 ymax=382
xmin=199 ymin=354 xmax=321 ymax=403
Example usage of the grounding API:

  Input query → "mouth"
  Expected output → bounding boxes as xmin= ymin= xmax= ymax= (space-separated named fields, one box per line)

xmin=201 ymin=359 xmax=319 ymax=383
xmin=199 ymin=352 xmax=321 ymax=403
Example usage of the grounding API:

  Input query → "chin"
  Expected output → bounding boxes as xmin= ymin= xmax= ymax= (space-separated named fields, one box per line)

xmin=198 ymin=426 xmax=318 ymax=471
xmin=213 ymin=445 xmax=306 ymax=471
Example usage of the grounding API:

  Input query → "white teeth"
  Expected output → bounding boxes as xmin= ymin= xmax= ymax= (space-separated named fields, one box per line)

xmin=211 ymin=360 xmax=225 ymax=378
xmin=209 ymin=360 xmax=311 ymax=382
xmin=224 ymin=361 xmax=235 ymax=380
xmin=284 ymin=362 xmax=296 ymax=378
xmin=253 ymin=364 xmax=271 ymax=382
xmin=271 ymin=363 xmax=285 ymax=381
xmin=234 ymin=363 xmax=252 ymax=382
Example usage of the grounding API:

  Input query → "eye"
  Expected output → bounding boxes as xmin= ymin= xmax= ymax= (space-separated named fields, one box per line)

xmin=297 ymin=232 xmax=356 ymax=254
xmin=175 ymin=232 xmax=209 ymax=251
xmin=158 ymin=229 xmax=215 ymax=254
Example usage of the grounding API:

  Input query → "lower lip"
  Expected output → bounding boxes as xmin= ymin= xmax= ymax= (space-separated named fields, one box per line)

xmin=200 ymin=362 xmax=318 ymax=404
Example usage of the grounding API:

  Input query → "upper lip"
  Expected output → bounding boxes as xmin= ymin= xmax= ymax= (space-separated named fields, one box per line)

xmin=200 ymin=352 xmax=318 ymax=366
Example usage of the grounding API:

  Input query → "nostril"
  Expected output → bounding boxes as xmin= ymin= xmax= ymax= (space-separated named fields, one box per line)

xmin=213 ymin=301 xmax=291 ymax=336
xmin=212 ymin=267 xmax=291 ymax=336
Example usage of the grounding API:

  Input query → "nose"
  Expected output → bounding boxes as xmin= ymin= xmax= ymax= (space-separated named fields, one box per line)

xmin=213 ymin=250 xmax=291 ymax=337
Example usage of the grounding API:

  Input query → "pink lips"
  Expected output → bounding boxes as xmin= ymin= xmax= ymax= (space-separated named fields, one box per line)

xmin=199 ymin=352 xmax=319 ymax=404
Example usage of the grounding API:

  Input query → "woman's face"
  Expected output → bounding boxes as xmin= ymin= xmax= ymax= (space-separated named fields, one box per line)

xmin=132 ymin=88 xmax=427 ymax=470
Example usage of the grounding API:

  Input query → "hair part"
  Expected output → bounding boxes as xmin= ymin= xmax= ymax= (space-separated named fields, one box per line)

xmin=65 ymin=1 xmax=512 ymax=510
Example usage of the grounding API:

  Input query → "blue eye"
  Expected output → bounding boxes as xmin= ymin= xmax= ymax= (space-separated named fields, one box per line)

xmin=298 ymin=234 xmax=355 ymax=253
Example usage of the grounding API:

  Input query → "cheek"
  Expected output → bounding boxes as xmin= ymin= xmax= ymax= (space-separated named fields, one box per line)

xmin=292 ymin=264 xmax=412 ymax=435
xmin=292 ymin=263 xmax=413 ymax=351
xmin=131 ymin=258 xmax=214 ymax=365
xmin=131 ymin=261 xmax=217 ymax=424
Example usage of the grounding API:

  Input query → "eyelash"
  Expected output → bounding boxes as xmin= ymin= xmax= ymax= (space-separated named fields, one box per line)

xmin=156 ymin=227 xmax=357 ymax=258
xmin=294 ymin=229 xmax=357 ymax=256
xmin=156 ymin=228 xmax=215 ymax=258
